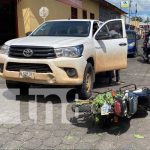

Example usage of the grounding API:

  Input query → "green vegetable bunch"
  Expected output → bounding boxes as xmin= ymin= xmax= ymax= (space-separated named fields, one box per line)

xmin=93 ymin=92 xmax=114 ymax=109
xmin=92 ymin=91 xmax=124 ymax=123
xmin=115 ymin=91 xmax=124 ymax=98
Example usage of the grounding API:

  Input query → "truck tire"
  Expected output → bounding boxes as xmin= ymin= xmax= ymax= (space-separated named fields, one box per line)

xmin=6 ymin=80 xmax=30 ymax=93
xmin=79 ymin=63 xmax=94 ymax=100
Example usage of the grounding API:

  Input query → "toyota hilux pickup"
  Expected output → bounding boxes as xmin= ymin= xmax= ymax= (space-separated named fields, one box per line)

xmin=0 ymin=19 xmax=127 ymax=99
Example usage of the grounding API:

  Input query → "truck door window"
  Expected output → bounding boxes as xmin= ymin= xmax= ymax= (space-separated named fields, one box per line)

xmin=95 ymin=25 xmax=110 ymax=40
xmin=107 ymin=20 xmax=123 ymax=39
xmin=100 ymin=25 xmax=109 ymax=35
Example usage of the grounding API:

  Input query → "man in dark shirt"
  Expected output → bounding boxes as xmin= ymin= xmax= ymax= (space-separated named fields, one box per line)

xmin=143 ymin=31 xmax=150 ymax=60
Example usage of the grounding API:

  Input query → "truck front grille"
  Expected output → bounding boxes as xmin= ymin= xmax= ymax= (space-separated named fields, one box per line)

xmin=9 ymin=46 xmax=56 ymax=59
xmin=6 ymin=62 xmax=52 ymax=73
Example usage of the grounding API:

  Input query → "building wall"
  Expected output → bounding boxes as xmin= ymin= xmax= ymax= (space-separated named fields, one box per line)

xmin=81 ymin=0 xmax=99 ymax=19
xmin=99 ymin=7 xmax=121 ymax=22
xmin=17 ymin=0 xmax=99 ymax=37
xmin=121 ymin=15 xmax=127 ymax=24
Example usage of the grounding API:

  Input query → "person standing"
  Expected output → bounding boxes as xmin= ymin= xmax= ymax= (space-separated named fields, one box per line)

xmin=143 ymin=31 xmax=150 ymax=61
xmin=108 ymin=70 xmax=120 ymax=85
xmin=116 ymin=70 xmax=120 ymax=84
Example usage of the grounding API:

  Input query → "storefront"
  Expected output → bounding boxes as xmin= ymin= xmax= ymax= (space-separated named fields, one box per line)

xmin=17 ymin=0 xmax=99 ymax=37
xmin=0 ymin=0 xmax=18 ymax=44
xmin=0 ymin=0 xmax=126 ymax=44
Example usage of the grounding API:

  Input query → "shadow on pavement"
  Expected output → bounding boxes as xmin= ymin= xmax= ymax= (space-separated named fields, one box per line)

xmin=70 ymin=113 xmax=130 ymax=135
xmin=132 ymin=106 xmax=148 ymax=119
xmin=2 ymin=86 xmax=78 ymax=104
xmin=137 ymin=55 xmax=150 ymax=64
xmin=70 ymin=106 xmax=148 ymax=136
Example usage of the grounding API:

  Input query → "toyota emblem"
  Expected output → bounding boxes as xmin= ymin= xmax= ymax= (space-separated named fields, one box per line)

xmin=23 ymin=49 xmax=33 ymax=57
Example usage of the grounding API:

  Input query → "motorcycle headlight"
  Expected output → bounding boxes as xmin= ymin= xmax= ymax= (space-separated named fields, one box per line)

xmin=129 ymin=42 xmax=135 ymax=47
xmin=0 ymin=44 xmax=9 ymax=54
xmin=55 ymin=45 xmax=84 ymax=58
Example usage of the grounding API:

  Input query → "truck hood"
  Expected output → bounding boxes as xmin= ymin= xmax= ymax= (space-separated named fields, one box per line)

xmin=5 ymin=36 xmax=89 ymax=48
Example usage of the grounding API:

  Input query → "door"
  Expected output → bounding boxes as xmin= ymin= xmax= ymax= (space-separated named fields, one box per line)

xmin=0 ymin=0 xmax=17 ymax=45
xmin=93 ymin=19 xmax=127 ymax=72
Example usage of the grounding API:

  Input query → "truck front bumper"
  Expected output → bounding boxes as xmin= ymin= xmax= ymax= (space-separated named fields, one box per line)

xmin=0 ymin=54 xmax=87 ymax=86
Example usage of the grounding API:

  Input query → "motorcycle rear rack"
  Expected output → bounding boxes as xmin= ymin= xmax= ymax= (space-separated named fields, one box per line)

xmin=92 ymin=84 xmax=137 ymax=95
xmin=119 ymin=84 xmax=137 ymax=93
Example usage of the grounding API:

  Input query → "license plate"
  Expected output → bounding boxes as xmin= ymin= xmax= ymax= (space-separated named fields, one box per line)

xmin=101 ymin=103 xmax=110 ymax=115
xmin=20 ymin=70 xmax=34 ymax=78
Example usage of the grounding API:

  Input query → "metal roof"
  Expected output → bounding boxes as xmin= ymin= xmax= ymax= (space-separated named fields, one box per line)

xmin=98 ymin=0 xmax=127 ymax=14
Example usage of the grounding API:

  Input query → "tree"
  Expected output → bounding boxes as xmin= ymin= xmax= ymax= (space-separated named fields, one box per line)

xmin=131 ymin=16 xmax=143 ymax=22
xmin=144 ymin=17 xmax=150 ymax=23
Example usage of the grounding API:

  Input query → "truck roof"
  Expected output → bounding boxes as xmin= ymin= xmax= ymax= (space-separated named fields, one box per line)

xmin=45 ymin=19 xmax=103 ymax=24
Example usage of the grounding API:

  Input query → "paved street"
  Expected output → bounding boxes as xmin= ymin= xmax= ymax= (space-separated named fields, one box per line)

xmin=0 ymin=39 xmax=150 ymax=150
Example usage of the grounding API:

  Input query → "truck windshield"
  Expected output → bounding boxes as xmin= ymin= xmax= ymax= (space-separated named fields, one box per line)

xmin=31 ymin=21 xmax=91 ymax=37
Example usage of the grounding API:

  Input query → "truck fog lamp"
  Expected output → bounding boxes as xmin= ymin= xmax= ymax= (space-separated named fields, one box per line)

xmin=66 ymin=68 xmax=77 ymax=77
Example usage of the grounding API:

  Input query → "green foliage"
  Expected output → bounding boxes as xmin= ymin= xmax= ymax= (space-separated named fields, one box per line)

xmin=93 ymin=92 xmax=114 ymax=108
xmin=144 ymin=17 xmax=150 ymax=23
xmin=131 ymin=16 xmax=143 ymax=22
xmin=92 ymin=91 xmax=124 ymax=123
xmin=74 ymin=91 xmax=124 ymax=123
xmin=95 ymin=115 xmax=100 ymax=123
xmin=115 ymin=92 xmax=124 ymax=98
xmin=95 ymin=114 xmax=102 ymax=123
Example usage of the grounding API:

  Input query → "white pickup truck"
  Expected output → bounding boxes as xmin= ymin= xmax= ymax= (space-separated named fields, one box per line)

xmin=0 ymin=19 xmax=127 ymax=99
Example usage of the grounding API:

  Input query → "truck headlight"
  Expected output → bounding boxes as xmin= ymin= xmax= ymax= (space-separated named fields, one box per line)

xmin=129 ymin=42 xmax=135 ymax=47
xmin=55 ymin=45 xmax=83 ymax=58
xmin=0 ymin=44 xmax=9 ymax=54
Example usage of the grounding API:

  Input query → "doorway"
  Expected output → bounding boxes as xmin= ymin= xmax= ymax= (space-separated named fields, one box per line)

xmin=0 ymin=0 xmax=17 ymax=45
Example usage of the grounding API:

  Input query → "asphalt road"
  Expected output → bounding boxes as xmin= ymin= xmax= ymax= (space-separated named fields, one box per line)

xmin=0 ymin=39 xmax=150 ymax=150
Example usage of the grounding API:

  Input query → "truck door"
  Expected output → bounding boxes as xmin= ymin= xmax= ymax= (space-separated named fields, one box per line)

xmin=94 ymin=19 xmax=127 ymax=72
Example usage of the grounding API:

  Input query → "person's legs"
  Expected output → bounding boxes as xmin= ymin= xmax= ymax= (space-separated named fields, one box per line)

xmin=144 ymin=48 xmax=150 ymax=62
xmin=108 ymin=71 xmax=113 ymax=84
xmin=116 ymin=70 xmax=120 ymax=83
xmin=146 ymin=48 xmax=150 ymax=57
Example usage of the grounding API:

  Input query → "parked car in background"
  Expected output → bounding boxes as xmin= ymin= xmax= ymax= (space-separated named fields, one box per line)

xmin=126 ymin=30 xmax=139 ymax=57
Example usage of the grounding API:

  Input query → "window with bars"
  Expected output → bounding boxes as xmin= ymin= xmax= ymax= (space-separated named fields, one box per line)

xmin=71 ymin=7 xmax=78 ymax=19
xmin=90 ymin=13 xmax=95 ymax=19
xmin=82 ymin=10 xmax=87 ymax=19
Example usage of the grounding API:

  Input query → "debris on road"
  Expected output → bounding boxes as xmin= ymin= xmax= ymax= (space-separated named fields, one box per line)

xmin=134 ymin=134 xmax=144 ymax=139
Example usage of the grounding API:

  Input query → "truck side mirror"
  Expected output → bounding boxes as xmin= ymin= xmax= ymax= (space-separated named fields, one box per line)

xmin=26 ymin=31 xmax=32 ymax=36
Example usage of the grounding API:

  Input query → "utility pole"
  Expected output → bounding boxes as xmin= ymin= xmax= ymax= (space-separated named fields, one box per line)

xmin=135 ymin=3 xmax=137 ymax=29
xmin=128 ymin=0 xmax=132 ymax=30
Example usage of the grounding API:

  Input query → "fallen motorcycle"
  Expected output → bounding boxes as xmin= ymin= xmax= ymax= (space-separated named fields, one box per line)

xmin=72 ymin=84 xmax=150 ymax=126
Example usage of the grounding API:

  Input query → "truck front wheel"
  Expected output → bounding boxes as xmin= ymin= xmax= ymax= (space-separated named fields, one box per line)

xmin=79 ymin=63 xmax=95 ymax=100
